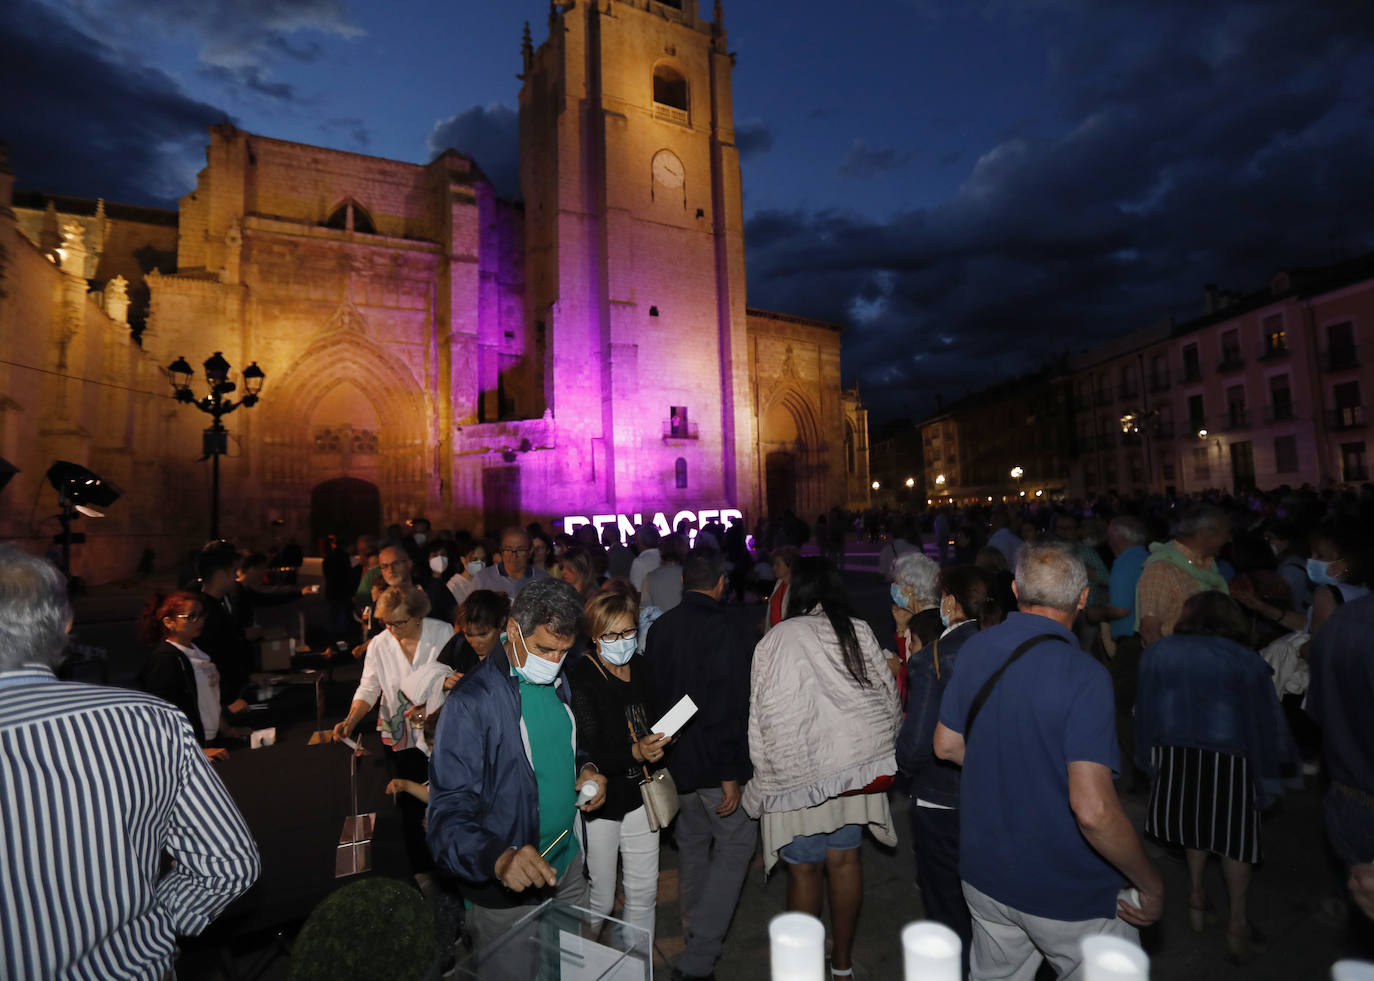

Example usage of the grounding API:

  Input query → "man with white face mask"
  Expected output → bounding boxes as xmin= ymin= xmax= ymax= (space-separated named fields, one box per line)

xmin=427 ymin=579 xmax=608 ymax=954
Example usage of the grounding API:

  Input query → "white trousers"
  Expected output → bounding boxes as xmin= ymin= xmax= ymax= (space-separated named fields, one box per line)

xmin=584 ymin=804 xmax=660 ymax=945
xmin=963 ymin=881 xmax=1139 ymax=981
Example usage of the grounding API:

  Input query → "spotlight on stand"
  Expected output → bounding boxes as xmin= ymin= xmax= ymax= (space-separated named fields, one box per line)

xmin=45 ymin=461 xmax=122 ymax=577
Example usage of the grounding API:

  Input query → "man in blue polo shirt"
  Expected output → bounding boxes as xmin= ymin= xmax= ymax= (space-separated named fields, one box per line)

xmin=934 ymin=540 xmax=1162 ymax=979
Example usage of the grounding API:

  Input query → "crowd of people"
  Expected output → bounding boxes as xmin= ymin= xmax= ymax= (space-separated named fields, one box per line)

xmin=3 ymin=486 xmax=1374 ymax=979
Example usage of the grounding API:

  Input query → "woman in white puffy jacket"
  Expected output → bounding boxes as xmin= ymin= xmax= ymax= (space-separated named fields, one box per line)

xmin=743 ymin=556 xmax=901 ymax=980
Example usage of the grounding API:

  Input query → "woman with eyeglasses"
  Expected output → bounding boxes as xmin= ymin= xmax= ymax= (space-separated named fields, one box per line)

xmin=567 ymin=589 xmax=671 ymax=944
xmin=333 ymin=584 xmax=453 ymax=882
xmin=138 ymin=590 xmax=229 ymax=762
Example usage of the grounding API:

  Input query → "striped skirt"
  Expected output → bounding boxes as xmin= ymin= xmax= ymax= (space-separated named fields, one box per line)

xmin=1144 ymin=745 xmax=1261 ymax=863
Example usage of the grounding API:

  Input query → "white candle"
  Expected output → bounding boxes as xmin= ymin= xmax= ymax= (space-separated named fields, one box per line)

xmin=769 ymin=912 xmax=825 ymax=981
xmin=1081 ymin=935 xmax=1149 ymax=980
xmin=901 ymin=921 xmax=961 ymax=981
xmin=1332 ymin=961 xmax=1374 ymax=981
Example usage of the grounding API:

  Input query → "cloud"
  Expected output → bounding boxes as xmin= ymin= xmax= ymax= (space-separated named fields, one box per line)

xmin=427 ymin=104 xmax=520 ymax=197
xmin=836 ymin=139 xmax=914 ymax=179
xmin=60 ymin=0 xmax=363 ymax=100
xmin=318 ymin=117 xmax=372 ymax=149
xmin=745 ymin=0 xmax=1374 ymax=422
xmin=198 ymin=63 xmax=296 ymax=102
xmin=735 ymin=121 xmax=774 ymax=160
xmin=0 ymin=0 xmax=227 ymax=206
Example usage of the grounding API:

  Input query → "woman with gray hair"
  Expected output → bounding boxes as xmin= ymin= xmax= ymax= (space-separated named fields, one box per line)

xmin=334 ymin=584 xmax=453 ymax=880
xmin=889 ymin=551 xmax=943 ymax=696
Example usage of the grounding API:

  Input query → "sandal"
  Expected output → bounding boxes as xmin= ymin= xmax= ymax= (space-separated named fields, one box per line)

xmin=1188 ymin=900 xmax=1217 ymax=933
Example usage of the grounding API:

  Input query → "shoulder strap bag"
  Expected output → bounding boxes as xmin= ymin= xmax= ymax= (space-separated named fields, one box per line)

xmin=586 ymin=653 xmax=681 ymax=831
xmin=963 ymin=632 xmax=1070 ymax=740
xmin=627 ymin=716 xmax=681 ymax=831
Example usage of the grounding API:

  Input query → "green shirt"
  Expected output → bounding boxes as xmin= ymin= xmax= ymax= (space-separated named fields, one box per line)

xmin=518 ymin=675 xmax=578 ymax=877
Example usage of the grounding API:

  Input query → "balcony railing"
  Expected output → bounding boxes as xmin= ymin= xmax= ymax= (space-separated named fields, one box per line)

xmin=1224 ymin=408 xmax=1250 ymax=430
xmin=1148 ymin=372 xmax=1171 ymax=392
xmin=662 ymin=418 xmax=699 ymax=439
xmin=1258 ymin=343 xmax=1289 ymax=361
xmin=1264 ymin=402 xmax=1297 ymax=423
xmin=1182 ymin=363 xmax=1202 ymax=383
xmin=1217 ymin=355 xmax=1245 ymax=373
xmin=653 ymin=103 xmax=690 ymax=126
xmin=1328 ymin=406 xmax=1367 ymax=430
xmin=1321 ymin=348 xmax=1360 ymax=372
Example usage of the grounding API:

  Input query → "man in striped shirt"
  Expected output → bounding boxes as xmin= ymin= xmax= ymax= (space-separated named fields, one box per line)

xmin=1 ymin=545 xmax=260 ymax=980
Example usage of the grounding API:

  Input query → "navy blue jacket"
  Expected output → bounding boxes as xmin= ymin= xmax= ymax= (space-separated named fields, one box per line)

xmin=427 ymin=649 xmax=588 ymax=909
xmin=644 ymin=591 xmax=753 ymax=792
xmin=1135 ymin=632 xmax=1298 ymax=808
xmin=896 ymin=620 xmax=978 ymax=808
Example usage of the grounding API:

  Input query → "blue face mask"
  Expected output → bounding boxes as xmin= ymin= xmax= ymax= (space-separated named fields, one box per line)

xmin=890 ymin=583 xmax=911 ymax=611
xmin=1307 ymin=557 xmax=1340 ymax=586
xmin=511 ymin=622 xmax=564 ymax=685
xmin=939 ymin=609 xmax=951 ymax=628
xmin=599 ymin=635 xmax=637 ymax=666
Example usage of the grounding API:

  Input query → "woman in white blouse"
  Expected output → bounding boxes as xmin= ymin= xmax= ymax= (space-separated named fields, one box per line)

xmin=333 ymin=585 xmax=451 ymax=877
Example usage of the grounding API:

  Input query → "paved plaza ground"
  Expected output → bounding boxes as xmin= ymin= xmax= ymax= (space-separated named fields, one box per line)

xmin=63 ymin=545 xmax=1374 ymax=979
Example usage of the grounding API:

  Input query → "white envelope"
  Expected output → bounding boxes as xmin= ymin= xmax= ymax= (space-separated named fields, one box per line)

xmin=650 ymin=695 xmax=698 ymax=739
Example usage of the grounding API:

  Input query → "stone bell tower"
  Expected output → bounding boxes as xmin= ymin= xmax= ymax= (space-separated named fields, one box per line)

xmin=518 ymin=0 xmax=756 ymax=518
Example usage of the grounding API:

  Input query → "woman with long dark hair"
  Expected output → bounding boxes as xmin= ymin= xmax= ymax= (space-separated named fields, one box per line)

xmin=743 ymin=556 xmax=900 ymax=979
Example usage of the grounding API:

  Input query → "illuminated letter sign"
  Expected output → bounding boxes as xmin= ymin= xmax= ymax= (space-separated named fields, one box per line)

xmin=562 ymin=508 xmax=744 ymax=544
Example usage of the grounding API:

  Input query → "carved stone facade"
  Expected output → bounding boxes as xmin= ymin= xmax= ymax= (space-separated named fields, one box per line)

xmin=1 ymin=1 xmax=869 ymax=581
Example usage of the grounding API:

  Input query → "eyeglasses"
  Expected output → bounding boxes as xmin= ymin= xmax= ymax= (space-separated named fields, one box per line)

xmin=383 ymin=617 xmax=414 ymax=630
xmin=597 ymin=627 xmax=636 ymax=643
xmin=379 ymin=559 xmax=410 ymax=571
xmin=501 ymin=546 xmax=531 ymax=555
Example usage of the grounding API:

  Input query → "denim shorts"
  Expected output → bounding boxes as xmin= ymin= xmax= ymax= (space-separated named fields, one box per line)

xmin=780 ymin=822 xmax=863 ymax=864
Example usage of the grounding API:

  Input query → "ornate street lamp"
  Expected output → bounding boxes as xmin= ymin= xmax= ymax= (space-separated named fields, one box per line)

xmin=165 ymin=352 xmax=266 ymax=538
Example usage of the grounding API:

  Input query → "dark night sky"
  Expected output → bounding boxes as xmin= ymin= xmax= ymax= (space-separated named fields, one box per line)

xmin=4 ymin=0 xmax=1373 ymax=423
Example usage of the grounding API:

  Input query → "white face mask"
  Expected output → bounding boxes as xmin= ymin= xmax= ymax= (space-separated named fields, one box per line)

xmin=466 ymin=559 xmax=485 ymax=575
xmin=599 ymin=635 xmax=637 ymax=666
xmin=413 ymin=532 xmax=427 ymax=546
xmin=511 ymin=622 xmax=564 ymax=685
xmin=429 ymin=555 xmax=449 ymax=575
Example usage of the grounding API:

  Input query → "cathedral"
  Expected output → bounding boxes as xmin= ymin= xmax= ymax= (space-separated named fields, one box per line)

xmin=0 ymin=0 xmax=869 ymax=581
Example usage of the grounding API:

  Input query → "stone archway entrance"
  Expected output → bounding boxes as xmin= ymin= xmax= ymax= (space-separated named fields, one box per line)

xmin=759 ymin=388 xmax=823 ymax=519
xmin=766 ymin=452 xmax=797 ymax=517
xmin=311 ymin=477 xmax=381 ymax=548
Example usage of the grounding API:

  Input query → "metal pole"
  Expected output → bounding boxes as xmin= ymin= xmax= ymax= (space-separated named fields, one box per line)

xmin=211 ymin=437 xmax=221 ymax=540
